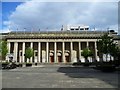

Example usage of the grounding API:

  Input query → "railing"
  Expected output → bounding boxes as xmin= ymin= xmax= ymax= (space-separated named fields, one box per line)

xmin=9 ymin=30 xmax=108 ymax=34
xmin=2 ymin=29 xmax=118 ymax=39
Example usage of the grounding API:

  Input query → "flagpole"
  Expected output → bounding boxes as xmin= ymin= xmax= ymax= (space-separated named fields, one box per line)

xmin=8 ymin=28 xmax=10 ymax=35
xmin=94 ymin=27 xmax=95 ymax=32
xmin=31 ymin=28 xmax=32 ymax=34
xmin=24 ymin=28 xmax=26 ymax=34
xmin=16 ymin=28 xmax=18 ymax=34
xmin=39 ymin=28 xmax=40 ymax=34
xmin=46 ymin=27 xmax=48 ymax=34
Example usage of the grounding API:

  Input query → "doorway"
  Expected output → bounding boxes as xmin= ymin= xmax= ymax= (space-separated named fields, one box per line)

xmin=50 ymin=56 xmax=54 ymax=63
xmin=58 ymin=56 xmax=62 ymax=62
xmin=65 ymin=56 xmax=69 ymax=62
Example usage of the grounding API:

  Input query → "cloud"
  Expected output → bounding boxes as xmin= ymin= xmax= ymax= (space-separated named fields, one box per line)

xmin=3 ymin=1 xmax=118 ymax=32
xmin=2 ymin=0 xmax=119 ymax=2
xmin=0 ymin=28 xmax=10 ymax=33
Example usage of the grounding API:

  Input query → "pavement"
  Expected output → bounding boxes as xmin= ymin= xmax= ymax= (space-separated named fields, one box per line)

xmin=1 ymin=64 xmax=119 ymax=88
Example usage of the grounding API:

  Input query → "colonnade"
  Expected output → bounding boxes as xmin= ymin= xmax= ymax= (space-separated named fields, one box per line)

xmin=7 ymin=41 xmax=98 ymax=63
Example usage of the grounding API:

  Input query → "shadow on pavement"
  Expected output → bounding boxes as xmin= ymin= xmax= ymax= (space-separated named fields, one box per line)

xmin=57 ymin=66 xmax=119 ymax=88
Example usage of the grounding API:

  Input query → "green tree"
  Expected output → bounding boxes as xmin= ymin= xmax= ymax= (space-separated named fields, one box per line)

xmin=81 ymin=48 xmax=93 ymax=63
xmin=109 ymin=43 xmax=118 ymax=59
xmin=25 ymin=47 xmax=33 ymax=62
xmin=109 ymin=44 xmax=120 ymax=65
xmin=97 ymin=33 xmax=120 ymax=62
xmin=97 ymin=33 xmax=114 ymax=62
xmin=0 ymin=40 xmax=8 ymax=60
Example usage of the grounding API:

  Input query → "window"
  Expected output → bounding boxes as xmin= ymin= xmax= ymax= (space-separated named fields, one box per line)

xmin=71 ymin=29 xmax=74 ymax=30
xmin=85 ymin=28 xmax=89 ymax=30
xmin=80 ymin=28 xmax=84 ymax=30
xmin=75 ymin=29 xmax=79 ymax=30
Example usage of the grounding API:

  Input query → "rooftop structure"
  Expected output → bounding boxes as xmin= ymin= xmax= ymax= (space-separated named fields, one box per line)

xmin=61 ymin=24 xmax=89 ymax=31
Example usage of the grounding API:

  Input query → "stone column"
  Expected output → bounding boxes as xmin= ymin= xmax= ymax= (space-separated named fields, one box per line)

xmin=62 ymin=42 xmax=65 ymax=63
xmin=14 ymin=42 xmax=18 ymax=62
xmin=19 ymin=50 xmax=22 ymax=63
xmin=70 ymin=42 xmax=73 ymax=62
xmin=22 ymin=42 xmax=25 ymax=63
xmin=7 ymin=42 xmax=11 ymax=54
xmin=86 ymin=41 xmax=89 ymax=48
xmin=38 ymin=42 xmax=41 ymax=63
xmin=95 ymin=41 xmax=97 ymax=60
xmin=30 ymin=42 xmax=33 ymax=63
xmin=46 ymin=42 xmax=49 ymax=63
xmin=7 ymin=42 xmax=11 ymax=61
xmin=54 ymin=42 xmax=57 ymax=63
xmin=79 ymin=42 xmax=81 ymax=60
xmin=86 ymin=41 xmax=89 ymax=61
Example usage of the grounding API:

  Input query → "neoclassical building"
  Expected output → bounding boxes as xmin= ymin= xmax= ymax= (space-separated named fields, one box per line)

xmin=1 ymin=25 xmax=120 ymax=63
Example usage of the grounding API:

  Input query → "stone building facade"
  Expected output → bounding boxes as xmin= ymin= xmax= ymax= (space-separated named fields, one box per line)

xmin=2 ymin=30 xmax=119 ymax=63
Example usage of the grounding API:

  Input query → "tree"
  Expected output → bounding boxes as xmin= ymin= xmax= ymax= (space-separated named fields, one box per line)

xmin=109 ymin=43 xmax=118 ymax=59
xmin=97 ymin=33 xmax=114 ymax=62
xmin=0 ymin=40 xmax=8 ymax=60
xmin=109 ymin=44 xmax=120 ymax=65
xmin=25 ymin=47 xmax=33 ymax=62
xmin=81 ymin=48 xmax=93 ymax=63
xmin=97 ymin=33 xmax=120 ymax=62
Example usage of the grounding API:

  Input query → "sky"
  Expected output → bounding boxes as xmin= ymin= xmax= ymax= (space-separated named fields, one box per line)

xmin=1 ymin=0 xmax=119 ymax=33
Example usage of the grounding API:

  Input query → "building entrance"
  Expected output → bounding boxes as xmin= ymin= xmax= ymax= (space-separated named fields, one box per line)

xmin=57 ymin=52 xmax=62 ymax=63
xmin=58 ymin=56 xmax=62 ymax=62
xmin=50 ymin=52 xmax=54 ymax=63
xmin=50 ymin=56 xmax=54 ymax=62
xmin=65 ymin=56 xmax=69 ymax=62
xmin=65 ymin=51 xmax=70 ymax=63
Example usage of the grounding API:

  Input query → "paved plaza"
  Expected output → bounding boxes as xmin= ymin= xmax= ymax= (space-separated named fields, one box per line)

xmin=1 ymin=65 xmax=119 ymax=88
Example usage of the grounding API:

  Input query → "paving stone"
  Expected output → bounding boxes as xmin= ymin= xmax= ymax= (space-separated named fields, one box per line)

xmin=2 ymin=65 xmax=118 ymax=88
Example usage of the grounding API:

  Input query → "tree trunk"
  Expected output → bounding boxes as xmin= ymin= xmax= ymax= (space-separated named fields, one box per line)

xmin=110 ymin=55 xmax=112 ymax=61
xmin=100 ymin=53 xmax=103 ymax=62
xmin=85 ymin=57 xmax=88 ymax=63
xmin=2 ymin=55 xmax=5 ymax=61
xmin=27 ymin=58 xmax=29 ymax=63
xmin=29 ymin=58 xmax=30 ymax=63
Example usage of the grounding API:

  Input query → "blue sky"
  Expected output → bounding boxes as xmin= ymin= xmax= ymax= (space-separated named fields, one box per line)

xmin=2 ymin=2 xmax=22 ymax=23
xmin=1 ymin=0 xmax=118 ymax=33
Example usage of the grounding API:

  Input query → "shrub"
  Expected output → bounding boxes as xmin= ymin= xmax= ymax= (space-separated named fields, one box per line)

xmin=83 ymin=62 xmax=91 ymax=67
xmin=26 ymin=63 xmax=32 ymax=67
xmin=18 ymin=63 xmax=23 ymax=67
xmin=100 ymin=65 xmax=116 ymax=72
xmin=72 ymin=62 xmax=81 ymax=66
xmin=35 ymin=63 xmax=37 ymax=66
xmin=2 ymin=62 xmax=9 ymax=67
xmin=95 ymin=62 xmax=116 ymax=72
